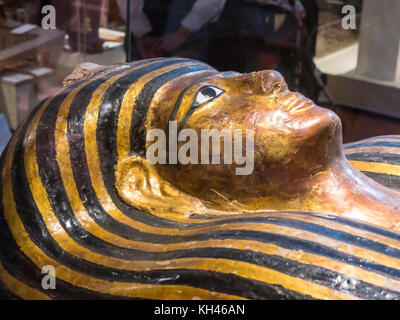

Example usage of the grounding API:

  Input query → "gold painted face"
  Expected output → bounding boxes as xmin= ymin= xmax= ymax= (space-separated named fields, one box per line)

xmin=147 ymin=70 xmax=343 ymax=205
xmin=117 ymin=65 xmax=400 ymax=227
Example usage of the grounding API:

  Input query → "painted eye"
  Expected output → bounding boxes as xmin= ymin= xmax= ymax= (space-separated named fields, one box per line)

xmin=193 ymin=85 xmax=225 ymax=107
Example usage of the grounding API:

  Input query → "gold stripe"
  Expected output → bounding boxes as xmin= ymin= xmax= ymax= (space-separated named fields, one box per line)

xmin=55 ymin=61 xmax=170 ymax=242
xmin=350 ymin=160 xmax=400 ymax=177
xmin=0 ymin=261 xmax=51 ymax=300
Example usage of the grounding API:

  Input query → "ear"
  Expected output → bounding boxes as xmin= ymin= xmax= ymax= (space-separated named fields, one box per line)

xmin=115 ymin=156 xmax=208 ymax=218
xmin=63 ymin=62 xmax=106 ymax=87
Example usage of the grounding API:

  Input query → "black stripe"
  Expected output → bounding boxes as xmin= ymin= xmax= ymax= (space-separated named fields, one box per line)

xmin=245 ymin=216 xmax=400 ymax=259
xmin=130 ymin=63 xmax=213 ymax=155
xmin=346 ymin=153 xmax=400 ymax=166
xmin=361 ymin=171 xmax=400 ymax=191
xmin=129 ymin=269 xmax=314 ymax=300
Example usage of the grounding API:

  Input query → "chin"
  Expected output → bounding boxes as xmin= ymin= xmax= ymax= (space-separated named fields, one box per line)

xmin=306 ymin=106 xmax=344 ymax=161
xmin=299 ymin=103 xmax=341 ymax=135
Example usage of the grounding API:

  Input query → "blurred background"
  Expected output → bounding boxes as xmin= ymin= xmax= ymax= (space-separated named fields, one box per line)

xmin=0 ymin=0 xmax=399 ymax=154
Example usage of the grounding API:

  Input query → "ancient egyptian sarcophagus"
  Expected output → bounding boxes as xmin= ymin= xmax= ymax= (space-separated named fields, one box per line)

xmin=1 ymin=58 xmax=400 ymax=300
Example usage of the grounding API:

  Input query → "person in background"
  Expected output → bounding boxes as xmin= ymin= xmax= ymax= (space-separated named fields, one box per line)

xmin=207 ymin=0 xmax=274 ymax=73
xmin=117 ymin=0 xmax=226 ymax=61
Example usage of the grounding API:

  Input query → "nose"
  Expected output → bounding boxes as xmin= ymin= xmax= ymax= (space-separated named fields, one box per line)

xmin=257 ymin=70 xmax=288 ymax=94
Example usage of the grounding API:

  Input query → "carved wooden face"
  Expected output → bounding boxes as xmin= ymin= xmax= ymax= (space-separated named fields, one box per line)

xmin=144 ymin=69 xmax=344 ymax=204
